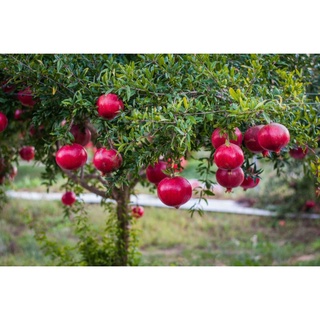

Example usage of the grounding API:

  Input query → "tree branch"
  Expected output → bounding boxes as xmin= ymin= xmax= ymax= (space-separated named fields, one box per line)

xmin=62 ymin=169 xmax=107 ymax=198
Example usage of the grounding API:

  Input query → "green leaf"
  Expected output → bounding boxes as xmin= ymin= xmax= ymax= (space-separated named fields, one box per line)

xmin=229 ymin=88 xmax=239 ymax=101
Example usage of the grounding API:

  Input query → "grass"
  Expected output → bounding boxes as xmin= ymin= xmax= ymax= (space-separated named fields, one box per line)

xmin=1 ymin=199 xmax=320 ymax=266
xmin=2 ymin=159 xmax=319 ymax=266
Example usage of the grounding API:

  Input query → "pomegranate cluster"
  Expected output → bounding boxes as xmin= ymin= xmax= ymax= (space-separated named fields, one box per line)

xmin=146 ymin=158 xmax=191 ymax=209
xmin=212 ymin=123 xmax=291 ymax=193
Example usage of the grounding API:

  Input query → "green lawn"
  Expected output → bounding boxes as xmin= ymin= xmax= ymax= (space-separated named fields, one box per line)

xmin=1 ymin=199 xmax=320 ymax=266
xmin=1 ymin=160 xmax=319 ymax=266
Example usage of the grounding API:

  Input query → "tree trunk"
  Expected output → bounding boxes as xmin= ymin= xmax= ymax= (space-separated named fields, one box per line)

xmin=114 ymin=184 xmax=131 ymax=266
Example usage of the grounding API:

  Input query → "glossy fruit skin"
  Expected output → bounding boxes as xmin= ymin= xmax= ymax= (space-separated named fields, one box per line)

xmin=157 ymin=176 xmax=192 ymax=209
xmin=70 ymin=124 xmax=91 ymax=146
xmin=132 ymin=206 xmax=144 ymax=218
xmin=244 ymin=125 xmax=268 ymax=156
xmin=214 ymin=143 xmax=244 ymax=170
xmin=56 ymin=143 xmax=87 ymax=170
xmin=211 ymin=127 xmax=243 ymax=149
xmin=17 ymin=87 xmax=36 ymax=107
xmin=97 ymin=93 xmax=124 ymax=120
xmin=93 ymin=148 xmax=123 ymax=174
xmin=240 ymin=175 xmax=260 ymax=191
xmin=258 ymin=123 xmax=290 ymax=154
xmin=146 ymin=160 xmax=168 ymax=185
xmin=61 ymin=191 xmax=76 ymax=206
xmin=289 ymin=147 xmax=308 ymax=160
xmin=0 ymin=112 xmax=8 ymax=132
xmin=19 ymin=146 xmax=35 ymax=162
xmin=216 ymin=167 xmax=245 ymax=193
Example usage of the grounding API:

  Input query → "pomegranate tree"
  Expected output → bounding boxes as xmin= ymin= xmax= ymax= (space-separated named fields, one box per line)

xmin=0 ymin=54 xmax=318 ymax=267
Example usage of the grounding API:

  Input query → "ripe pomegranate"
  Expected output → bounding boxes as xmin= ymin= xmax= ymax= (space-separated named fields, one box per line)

xmin=56 ymin=143 xmax=87 ymax=170
xmin=0 ymin=112 xmax=8 ymax=132
xmin=258 ymin=123 xmax=290 ymax=154
xmin=19 ymin=146 xmax=35 ymax=162
xmin=1 ymin=80 xmax=15 ymax=93
xmin=157 ymin=176 xmax=192 ymax=209
xmin=93 ymin=148 xmax=123 ymax=174
xmin=215 ymin=167 xmax=245 ymax=193
xmin=61 ymin=191 xmax=76 ymax=206
xmin=305 ymin=200 xmax=316 ymax=210
xmin=214 ymin=143 xmax=244 ymax=170
xmin=14 ymin=109 xmax=26 ymax=121
xmin=131 ymin=206 xmax=144 ymax=218
xmin=243 ymin=125 xmax=269 ymax=156
xmin=289 ymin=147 xmax=308 ymax=160
xmin=17 ymin=87 xmax=36 ymax=107
xmin=211 ymin=127 xmax=243 ymax=149
xmin=70 ymin=124 xmax=91 ymax=146
xmin=146 ymin=160 xmax=168 ymax=185
xmin=240 ymin=175 xmax=260 ymax=191
xmin=96 ymin=93 xmax=124 ymax=120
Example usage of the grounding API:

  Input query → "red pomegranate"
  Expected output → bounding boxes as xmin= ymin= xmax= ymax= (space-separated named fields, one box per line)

xmin=14 ymin=109 xmax=27 ymax=121
xmin=96 ymin=93 xmax=124 ymax=120
xmin=1 ymin=80 xmax=15 ymax=93
xmin=93 ymin=148 xmax=123 ymax=174
xmin=240 ymin=175 xmax=260 ymax=191
xmin=70 ymin=124 xmax=91 ymax=146
xmin=61 ymin=191 xmax=76 ymax=206
xmin=214 ymin=143 xmax=244 ymax=170
xmin=305 ymin=200 xmax=316 ymax=210
xmin=211 ymin=127 xmax=243 ymax=149
xmin=19 ymin=146 xmax=35 ymax=162
xmin=258 ymin=123 xmax=290 ymax=154
xmin=0 ymin=112 xmax=8 ymax=132
xmin=216 ymin=167 xmax=245 ymax=193
xmin=146 ymin=160 xmax=168 ymax=185
xmin=157 ymin=176 xmax=192 ymax=209
xmin=29 ymin=124 xmax=45 ymax=137
xmin=289 ymin=147 xmax=308 ymax=160
xmin=244 ymin=125 xmax=269 ymax=157
xmin=56 ymin=143 xmax=88 ymax=171
xmin=17 ymin=87 xmax=36 ymax=107
xmin=131 ymin=206 xmax=144 ymax=218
